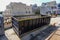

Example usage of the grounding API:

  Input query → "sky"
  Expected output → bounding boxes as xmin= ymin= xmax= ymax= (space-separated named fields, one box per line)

xmin=0 ymin=0 xmax=60 ymax=11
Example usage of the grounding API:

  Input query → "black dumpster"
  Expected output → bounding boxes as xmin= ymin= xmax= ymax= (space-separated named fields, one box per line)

xmin=12 ymin=15 xmax=51 ymax=37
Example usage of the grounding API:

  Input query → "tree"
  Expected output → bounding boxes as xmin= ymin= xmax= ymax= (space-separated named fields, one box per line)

xmin=35 ymin=8 xmax=40 ymax=15
xmin=0 ymin=12 xmax=2 ymax=14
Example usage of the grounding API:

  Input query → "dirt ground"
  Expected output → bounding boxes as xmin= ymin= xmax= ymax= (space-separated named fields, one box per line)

xmin=1 ymin=16 xmax=60 ymax=40
xmin=49 ymin=28 xmax=60 ymax=40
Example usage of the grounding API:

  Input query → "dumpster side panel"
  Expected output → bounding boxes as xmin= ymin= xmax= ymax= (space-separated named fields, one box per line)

xmin=12 ymin=17 xmax=20 ymax=37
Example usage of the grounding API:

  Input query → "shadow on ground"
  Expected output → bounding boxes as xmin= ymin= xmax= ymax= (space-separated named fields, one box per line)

xmin=0 ymin=35 xmax=8 ymax=40
xmin=30 ymin=25 xmax=58 ymax=40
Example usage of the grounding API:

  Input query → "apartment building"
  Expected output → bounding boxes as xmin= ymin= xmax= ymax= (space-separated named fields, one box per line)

xmin=3 ymin=2 xmax=34 ymax=25
xmin=3 ymin=2 xmax=34 ymax=16
xmin=40 ymin=1 xmax=57 ymax=15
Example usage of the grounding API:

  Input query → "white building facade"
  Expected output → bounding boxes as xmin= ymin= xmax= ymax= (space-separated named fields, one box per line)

xmin=40 ymin=1 xmax=57 ymax=15
xmin=3 ymin=2 xmax=34 ymax=16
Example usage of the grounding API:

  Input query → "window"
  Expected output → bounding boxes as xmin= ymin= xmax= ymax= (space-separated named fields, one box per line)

xmin=29 ymin=11 xmax=30 ymax=13
xmin=51 ymin=7 xmax=54 ymax=9
xmin=26 ymin=11 xmax=27 ymax=13
xmin=51 ymin=6 xmax=57 ymax=9
xmin=25 ymin=8 xmax=26 ymax=9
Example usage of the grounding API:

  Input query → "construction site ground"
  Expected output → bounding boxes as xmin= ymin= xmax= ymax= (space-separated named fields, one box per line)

xmin=0 ymin=16 xmax=60 ymax=40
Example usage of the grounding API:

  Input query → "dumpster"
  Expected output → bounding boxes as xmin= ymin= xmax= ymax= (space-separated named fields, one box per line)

xmin=12 ymin=15 xmax=51 ymax=37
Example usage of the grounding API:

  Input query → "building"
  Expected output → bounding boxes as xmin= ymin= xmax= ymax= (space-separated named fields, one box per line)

xmin=40 ymin=1 xmax=57 ymax=15
xmin=40 ymin=5 xmax=51 ymax=15
xmin=3 ymin=2 xmax=34 ymax=25
xmin=3 ymin=2 xmax=34 ymax=16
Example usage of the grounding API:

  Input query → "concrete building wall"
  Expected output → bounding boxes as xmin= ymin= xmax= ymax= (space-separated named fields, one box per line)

xmin=3 ymin=2 xmax=34 ymax=16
